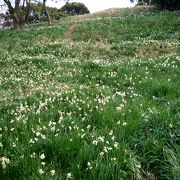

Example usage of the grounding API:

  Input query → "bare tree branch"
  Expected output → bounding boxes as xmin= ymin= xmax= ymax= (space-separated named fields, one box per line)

xmin=3 ymin=0 xmax=14 ymax=14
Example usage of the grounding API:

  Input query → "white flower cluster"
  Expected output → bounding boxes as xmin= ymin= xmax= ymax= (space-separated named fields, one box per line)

xmin=0 ymin=157 xmax=10 ymax=169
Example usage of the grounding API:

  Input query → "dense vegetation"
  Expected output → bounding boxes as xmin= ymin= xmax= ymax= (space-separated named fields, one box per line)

xmin=28 ymin=3 xmax=65 ymax=23
xmin=131 ymin=0 xmax=180 ymax=10
xmin=0 ymin=2 xmax=90 ymax=29
xmin=61 ymin=2 xmax=90 ymax=16
xmin=0 ymin=9 xmax=179 ymax=179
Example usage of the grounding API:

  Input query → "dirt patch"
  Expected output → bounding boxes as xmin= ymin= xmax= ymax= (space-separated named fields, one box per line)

xmin=136 ymin=45 xmax=179 ymax=58
xmin=38 ymin=33 xmax=52 ymax=43
xmin=136 ymin=47 xmax=158 ymax=58
xmin=65 ymin=24 xmax=80 ymax=41
xmin=61 ymin=6 xmax=156 ymax=23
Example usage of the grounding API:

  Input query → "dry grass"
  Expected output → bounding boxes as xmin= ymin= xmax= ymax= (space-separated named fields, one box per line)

xmin=136 ymin=44 xmax=180 ymax=58
xmin=61 ymin=6 xmax=156 ymax=23
xmin=65 ymin=24 xmax=80 ymax=41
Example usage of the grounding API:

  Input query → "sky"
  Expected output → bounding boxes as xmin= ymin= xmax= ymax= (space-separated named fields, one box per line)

xmin=0 ymin=0 xmax=137 ymax=14
xmin=47 ymin=0 xmax=136 ymax=13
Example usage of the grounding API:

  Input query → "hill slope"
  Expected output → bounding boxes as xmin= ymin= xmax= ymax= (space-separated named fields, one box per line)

xmin=0 ymin=9 xmax=180 ymax=179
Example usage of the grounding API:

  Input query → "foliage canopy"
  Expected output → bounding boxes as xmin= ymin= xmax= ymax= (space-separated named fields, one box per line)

xmin=60 ymin=2 xmax=90 ymax=16
xmin=131 ymin=0 xmax=180 ymax=10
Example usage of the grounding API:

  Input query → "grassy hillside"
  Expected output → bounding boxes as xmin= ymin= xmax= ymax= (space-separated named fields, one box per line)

xmin=0 ymin=9 xmax=180 ymax=179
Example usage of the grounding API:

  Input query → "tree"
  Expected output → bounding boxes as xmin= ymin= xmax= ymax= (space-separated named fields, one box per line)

xmin=43 ymin=0 xmax=51 ymax=25
xmin=3 ymin=0 xmax=31 ymax=29
xmin=28 ymin=2 xmax=65 ymax=24
xmin=2 ymin=0 xmax=67 ymax=29
xmin=155 ymin=0 xmax=180 ymax=10
xmin=0 ymin=12 xmax=14 ymax=29
xmin=0 ymin=13 xmax=5 ymax=28
xmin=130 ymin=0 xmax=152 ymax=5
xmin=130 ymin=0 xmax=180 ymax=10
xmin=60 ymin=2 xmax=90 ymax=16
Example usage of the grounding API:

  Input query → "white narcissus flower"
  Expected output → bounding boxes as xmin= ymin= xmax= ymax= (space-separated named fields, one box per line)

xmin=117 ymin=120 xmax=121 ymax=125
xmin=92 ymin=140 xmax=98 ymax=145
xmin=99 ymin=151 xmax=104 ymax=156
xmin=30 ymin=152 xmax=36 ymax=158
xmin=67 ymin=172 xmax=72 ymax=178
xmin=114 ymin=142 xmax=119 ymax=149
xmin=41 ymin=162 xmax=46 ymax=166
xmin=40 ymin=153 xmax=45 ymax=160
xmin=109 ymin=130 xmax=113 ymax=136
xmin=122 ymin=122 xmax=127 ymax=126
xmin=87 ymin=125 xmax=91 ymax=130
xmin=50 ymin=169 xmax=55 ymax=176
xmin=0 ymin=156 xmax=10 ymax=169
xmin=38 ymin=168 xmax=44 ymax=175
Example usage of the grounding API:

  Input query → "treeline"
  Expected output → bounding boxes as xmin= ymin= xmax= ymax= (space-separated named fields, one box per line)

xmin=0 ymin=2 xmax=90 ymax=29
xmin=132 ymin=0 xmax=180 ymax=10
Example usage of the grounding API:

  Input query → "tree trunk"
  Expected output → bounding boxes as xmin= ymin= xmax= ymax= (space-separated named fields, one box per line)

xmin=4 ymin=0 xmax=31 ymax=29
xmin=43 ymin=0 xmax=52 ymax=26
xmin=13 ymin=21 xmax=25 ymax=29
xmin=12 ymin=13 xmax=25 ymax=29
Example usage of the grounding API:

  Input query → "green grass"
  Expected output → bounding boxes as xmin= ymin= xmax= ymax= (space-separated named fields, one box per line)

xmin=0 ymin=9 xmax=179 ymax=179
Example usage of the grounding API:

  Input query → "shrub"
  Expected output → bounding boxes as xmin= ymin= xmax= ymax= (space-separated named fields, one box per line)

xmin=60 ymin=2 xmax=90 ymax=16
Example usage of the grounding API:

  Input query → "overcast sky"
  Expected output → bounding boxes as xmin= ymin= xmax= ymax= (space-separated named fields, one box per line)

xmin=0 ymin=0 xmax=137 ymax=14
xmin=47 ymin=0 xmax=136 ymax=13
